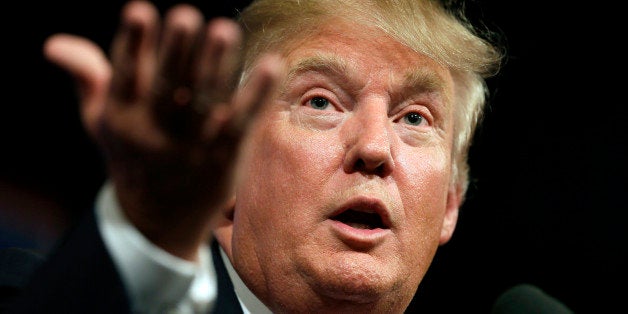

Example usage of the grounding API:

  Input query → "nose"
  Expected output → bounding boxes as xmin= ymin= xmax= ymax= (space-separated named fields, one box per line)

xmin=342 ymin=102 xmax=394 ymax=177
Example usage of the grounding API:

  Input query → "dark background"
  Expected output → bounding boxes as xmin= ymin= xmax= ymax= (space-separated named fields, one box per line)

xmin=1 ymin=1 xmax=625 ymax=313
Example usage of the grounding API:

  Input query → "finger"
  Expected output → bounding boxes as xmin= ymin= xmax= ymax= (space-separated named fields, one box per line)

xmin=109 ymin=0 xmax=159 ymax=102
xmin=205 ymin=54 xmax=285 ymax=139
xmin=43 ymin=33 xmax=111 ymax=138
xmin=152 ymin=4 xmax=205 ymax=138
xmin=155 ymin=4 xmax=204 ymax=102
xmin=194 ymin=18 xmax=243 ymax=111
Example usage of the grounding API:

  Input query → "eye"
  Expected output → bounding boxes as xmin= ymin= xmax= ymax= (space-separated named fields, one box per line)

xmin=308 ymin=97 xmax=331 ymax=110
xmin=402 ymin=112 xmax=425 ymax=126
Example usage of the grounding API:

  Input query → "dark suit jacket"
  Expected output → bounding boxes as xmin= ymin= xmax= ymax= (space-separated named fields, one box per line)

xmin=2 ymin=209 xmax=243 ymax=314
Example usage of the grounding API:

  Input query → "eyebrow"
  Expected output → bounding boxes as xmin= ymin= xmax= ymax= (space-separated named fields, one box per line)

xmin=286 ymin=54 xmax=349 ymax=83
xmin=403 ymin=68 xmax=446 ymax=94
xmin=281 ymin=54 xmax=367 ymax=97
xmin=396 ymin=67 xmax=450 ymax=105
xmin=284 ymin=53 xmax=450 ymax=104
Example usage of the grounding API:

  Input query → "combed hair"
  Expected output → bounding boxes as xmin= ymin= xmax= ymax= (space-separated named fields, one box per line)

xmin=237 ymin=0 xmax=503 ymax=197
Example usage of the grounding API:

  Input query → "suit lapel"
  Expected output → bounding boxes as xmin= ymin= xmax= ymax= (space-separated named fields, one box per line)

xmin=210 ymin=240 xmax=244 ymax=314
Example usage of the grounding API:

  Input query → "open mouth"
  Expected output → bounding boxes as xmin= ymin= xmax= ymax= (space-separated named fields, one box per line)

xmin=330 ymin=209 xmax=387 ymax=230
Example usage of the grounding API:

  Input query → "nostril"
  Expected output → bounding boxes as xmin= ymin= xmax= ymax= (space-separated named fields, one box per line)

xmin=343 ymin=134 xmax=394 ymax=176
xmin=374 ymin=163 xmax=386 ymax=177
xmin=354 ymin=159 xmax=366 ymax=172
xmin=351 ymin=158 xmax=388 ymax=177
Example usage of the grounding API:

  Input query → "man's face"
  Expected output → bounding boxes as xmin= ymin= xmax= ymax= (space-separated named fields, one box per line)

xmin=222 ymin=20 xmax=461 ymax=312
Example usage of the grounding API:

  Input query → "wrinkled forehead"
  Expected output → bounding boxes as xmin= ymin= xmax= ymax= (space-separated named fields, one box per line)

xmin=277 ymin=21 xmax=455 ymax=104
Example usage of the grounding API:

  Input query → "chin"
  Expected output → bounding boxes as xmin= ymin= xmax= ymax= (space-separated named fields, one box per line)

xmin=308 ymin=286 xmax=412 ymax=314
xmin=301 ymin=256 xmax=415 ymax=312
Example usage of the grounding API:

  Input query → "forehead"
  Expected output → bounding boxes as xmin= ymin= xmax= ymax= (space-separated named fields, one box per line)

xmin=280 ymin=20 xmax=454 ymax=95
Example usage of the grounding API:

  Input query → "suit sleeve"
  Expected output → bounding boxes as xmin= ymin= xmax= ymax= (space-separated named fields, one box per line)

xmin=5 ymin=205 xmax=131 ymax=314
xmin=5 ymin=182 xmax=219 ymax=314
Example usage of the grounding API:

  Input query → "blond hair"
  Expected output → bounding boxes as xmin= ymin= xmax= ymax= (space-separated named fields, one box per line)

xmin=238 ymin=0 xmax=503 ymax=196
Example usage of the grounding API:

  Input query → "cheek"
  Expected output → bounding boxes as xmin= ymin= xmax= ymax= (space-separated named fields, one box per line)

xmin=236 ymin=111 xmax=342 ymax=233
xmin=396 ymin=145 xmax=452 ymax=238
xmin=232 ymin=111 xmax=345 ymax=281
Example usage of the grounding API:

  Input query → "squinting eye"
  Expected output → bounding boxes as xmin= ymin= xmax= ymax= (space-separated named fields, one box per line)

xmin=403 ymin=112 xmax=424 ymax=126
xmin=308 ymin=97 xmax=330 ymax=110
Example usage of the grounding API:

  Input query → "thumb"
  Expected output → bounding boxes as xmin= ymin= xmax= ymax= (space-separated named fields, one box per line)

xmin=43 ymin=33 xmax=112 ymax=138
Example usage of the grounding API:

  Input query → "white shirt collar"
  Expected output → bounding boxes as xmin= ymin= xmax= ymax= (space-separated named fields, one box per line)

xmin=219 ymin=247 xmax=273 ymax=314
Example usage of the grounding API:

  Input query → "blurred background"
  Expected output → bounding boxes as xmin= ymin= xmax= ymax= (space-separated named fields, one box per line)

xmin=1 ymin=1 xmax=625 ymax=313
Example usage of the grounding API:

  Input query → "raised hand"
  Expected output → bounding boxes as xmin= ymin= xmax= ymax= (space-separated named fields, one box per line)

xmin=43 ymin=0 xmax=283 ymax=260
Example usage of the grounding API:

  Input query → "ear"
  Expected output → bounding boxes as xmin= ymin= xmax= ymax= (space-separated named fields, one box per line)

xmin=439 ymin=183 xmax=462 ymax=245
xmin=212 ymin=195 xmax=236 ymax=260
